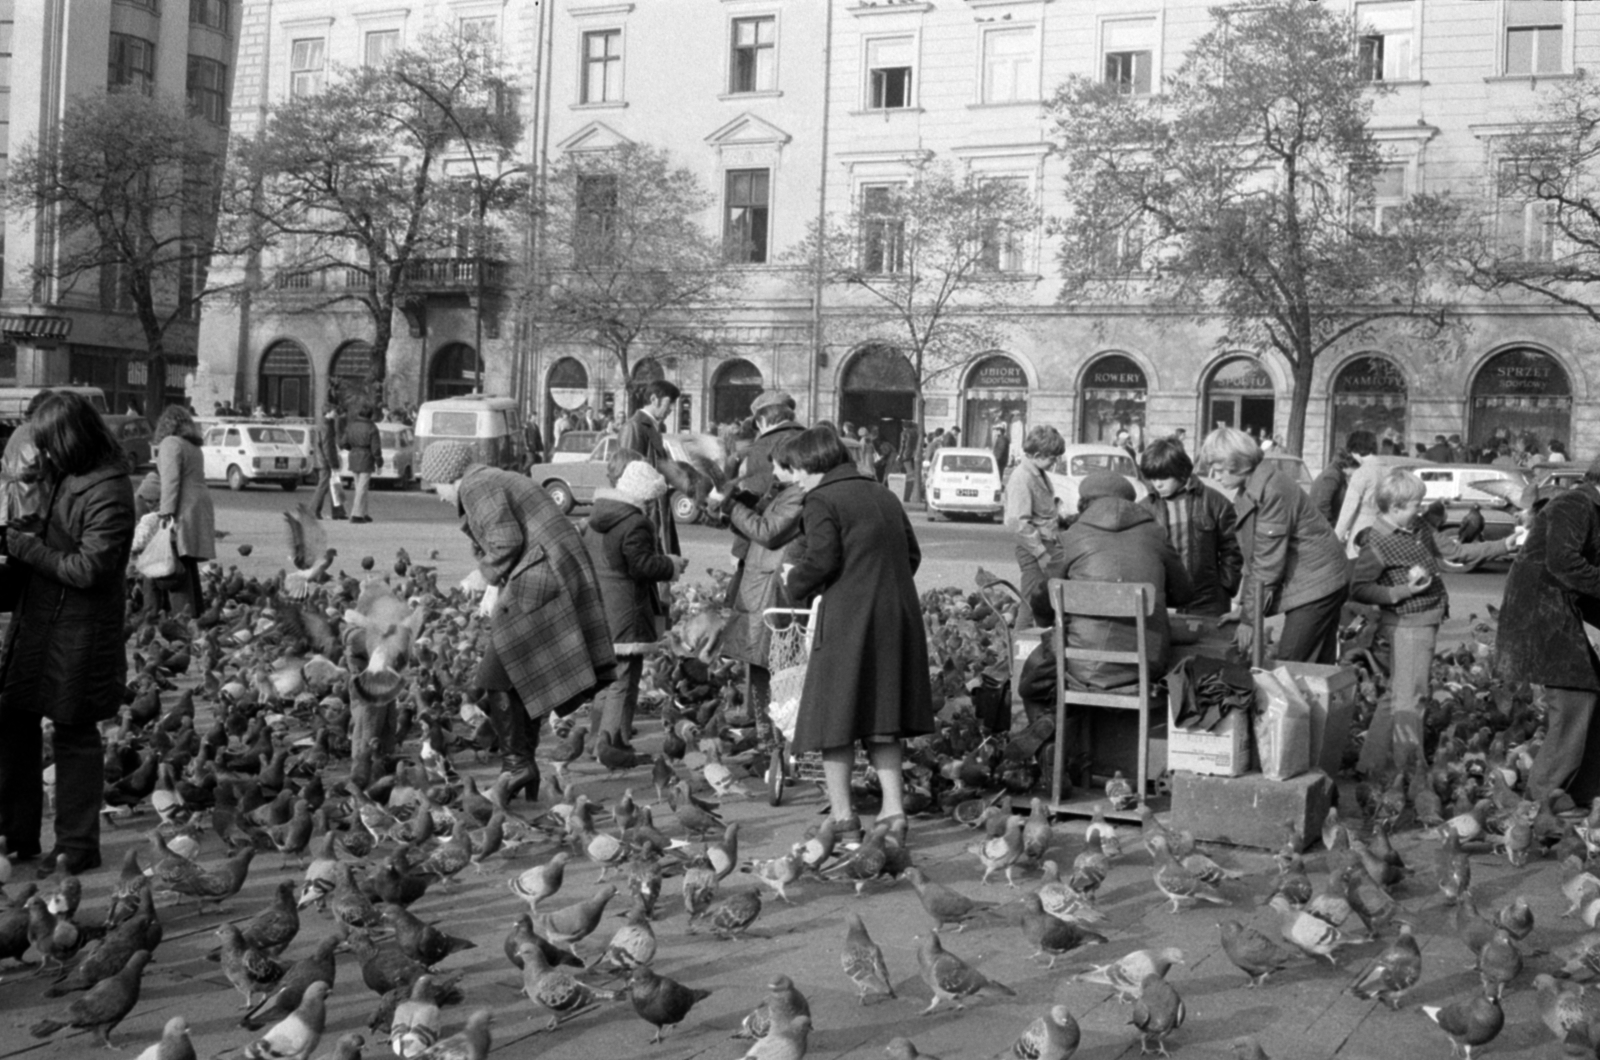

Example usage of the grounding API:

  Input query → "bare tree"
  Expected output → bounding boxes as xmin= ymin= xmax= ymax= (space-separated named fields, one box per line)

xmin=8 ymin=90 xmax=230 ymax=415
xmin=1046 ymin=1 xmax=1465 ymax=453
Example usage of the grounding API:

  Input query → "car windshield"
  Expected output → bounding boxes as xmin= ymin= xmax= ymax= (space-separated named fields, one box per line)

xmin=1068 ymin=453 xmax=1134 ymax=475
xmin=940 ymin=454 xmax=994 ymax=473
xmin=247 ymin=427 xmax=294 ymax=444
xmin=430 ymin=411 xmax=479 ymax=437
xmin=557 ymin=434 xmax=593 ymax=452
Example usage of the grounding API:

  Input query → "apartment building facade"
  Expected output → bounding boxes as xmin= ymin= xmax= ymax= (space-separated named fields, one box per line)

xmin=0 ymin=0 xmax=239 ymax=413
xmin=200 ymin=0 xmax=1600 ymax=463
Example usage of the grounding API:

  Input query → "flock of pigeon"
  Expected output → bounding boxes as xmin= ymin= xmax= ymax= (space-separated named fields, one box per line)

xmin=2 ymin=535 xmax=1600 ymax=1060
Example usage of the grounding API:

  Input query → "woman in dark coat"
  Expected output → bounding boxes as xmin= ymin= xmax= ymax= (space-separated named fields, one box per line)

xmin=0 ymin=391 xmax=133 ymax=873
xmin=341 ymin=404 xmax=382 ymax=523
xmin=1496 ymin=462 xmax=1600 ymax=803
xmin=784 ymin=426 xmax=933 ymax=835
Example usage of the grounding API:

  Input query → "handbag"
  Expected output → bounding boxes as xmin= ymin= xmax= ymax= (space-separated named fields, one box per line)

xmin=136 ymin=520 xmax=180 ymax=579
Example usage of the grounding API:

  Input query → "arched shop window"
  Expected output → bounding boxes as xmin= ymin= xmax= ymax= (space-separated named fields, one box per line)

xmin=1204 ymin=356 xmax=1274 ymax=441
xmin=1469 ymin=347 xmax=1572 ymax=458
xmin=428 ymin=343 xmax=482 ymax=400
xmin=1079 ymin=353 xmax=1147 ymax=447
xmin=259 ymin=340 xmax=312 ymax=417
xmin=964 ymin=354 xmax=1028 ymax=462
xmin=712 ymin=359 xmax=763 ymax=426
xmin=840 ymin=344 xmax=916 ymax=450
xmin=329 ymin=340 xmax=378 ymax=406
xmin=1329 ymin=355 xmax=1407 ymax=459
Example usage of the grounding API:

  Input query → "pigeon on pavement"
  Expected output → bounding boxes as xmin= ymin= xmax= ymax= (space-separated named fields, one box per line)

xmin=243 ymin=978 xmax=329 ymax=1060
xmin=133 ymin=1016 xmax=196 ymax=1060
xmin=1130 ymin=973 xmax=1186 ymax=1057
xmin=842 ymin=913 xmax=896 ymax=1005
xmin=1218 ymin=919 xmax=1299 ymax=988
xmin=1020 ymin=892 xmax=1107 ymax=967
xmin=1073 ymin=948 xmax=1185 ymax=1003
xmin=628 ymin=963 xmax=712 ymax=1043
xmin=29 ymin=949 xmax=152 ymax=1047
xmin=1011 ymin=1004 xmax=1080 ymax=1060
xmin=916 ymin=931 xmax=1016 ymax=1014
xmin=1423 ymin=991 xmax=1504 ymax=1059
xmin=1349 ymin=921 xmax=1422 ymax=1009
xmin=906 ymin=867 xmax=998 ymax=931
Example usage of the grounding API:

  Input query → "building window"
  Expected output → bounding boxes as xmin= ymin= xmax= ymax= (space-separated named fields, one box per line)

xmin=365 ymin=30 xmax=399 ymax=67
xmin=724 ymin=169 xmax=770 ymax=265
xmin=1102 ymin=17 xmax=1155 ymax=96
xmin=108 ymin=34 xmax=156 ymax=94
xmin=1091 ymin=215 xmax=1147 ymax=273
xmin=866 ymin=37 xmax=913 ymax=110
xmin=1505 ymin=0 xmax=1564 ymax=75
xmin=977 ymin=180 xmax=1028 ymax=272
xmin=581 ymin=29 xmax=622 ymax=104
xmin=575 ymin=173 xmax=619 ymax=266
xmin=730 ymin=16 xmax=776 ymax=94
xmin=190 ymin=0 xmax=230 ymax=32
xmin=1498 ymin=159 xmax=1556 ymax=261
xmin=982 ymin=26 xmax=1037 ymax=105
xmin=187 ymin=56 xmax=228 ymax=124
xmin=459 ymin=16 xmax=497 ymax=43
xmin=1357 ymin=164 xmax=1406 ymax=232
xmin=861 ymin=184 xmax=906 ymax=274
xmin=1355 ymin=1 xmax=1415 ymax=82
xmin=290 ymin=37 xmax=326 ymax=97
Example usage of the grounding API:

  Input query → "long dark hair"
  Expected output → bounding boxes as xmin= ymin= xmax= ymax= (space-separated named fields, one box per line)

xmin=31 ymin=391 xmax=126 ymax=477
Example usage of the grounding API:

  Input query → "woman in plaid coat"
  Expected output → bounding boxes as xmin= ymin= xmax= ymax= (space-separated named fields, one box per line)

xmin=423 ymin=442 xmax=616 ymax=800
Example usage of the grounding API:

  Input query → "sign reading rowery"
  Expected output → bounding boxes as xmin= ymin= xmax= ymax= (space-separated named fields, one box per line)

xmin=1082 ymin=354 xmax=1147 ymax=391
xmin=1473 ymin=347 xmax=1571 ymax=396
xmin=968 ymin=356 xmax=1027 ymax=389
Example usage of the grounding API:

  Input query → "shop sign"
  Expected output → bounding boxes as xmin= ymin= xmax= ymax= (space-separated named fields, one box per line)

xmin=1473 ymin=348 xmax=1571 ymax=397
xmin=1333 ymin=356 xmax=1406 ymax=394
xmin=1082 ymin=354 xmax=1147 ymax=391
xmin=969 ymin=357 xmax=1027 ymax=389
xmin=1209 ymin=357 xmax=1272 ymax=392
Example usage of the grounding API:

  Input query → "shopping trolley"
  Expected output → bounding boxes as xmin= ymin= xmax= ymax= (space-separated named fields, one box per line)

xmin=762 ymin=597 xmax=872 ymax=805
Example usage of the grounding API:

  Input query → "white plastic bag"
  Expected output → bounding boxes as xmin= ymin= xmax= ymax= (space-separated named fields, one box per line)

xmin=1252 ymin=667 xmax=1312 ymax=781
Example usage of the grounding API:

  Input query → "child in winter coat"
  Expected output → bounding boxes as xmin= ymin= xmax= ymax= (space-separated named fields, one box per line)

xmin=1350 ymin=467 xmax=1523 ymax=775
xmin=582 ymin=448 xmax=689 ymax=752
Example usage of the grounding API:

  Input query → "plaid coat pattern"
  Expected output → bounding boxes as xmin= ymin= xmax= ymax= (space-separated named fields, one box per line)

xmin=459 ymin=465 xmax=616 ymax=718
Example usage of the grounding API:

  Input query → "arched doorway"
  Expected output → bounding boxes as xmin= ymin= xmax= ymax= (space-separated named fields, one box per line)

xmin=1469 ymin=347 xmax=1572 ymax=457
xmin=1329 ymin=355 xmax=1408 ymax=460
xmin=840 ymin=344 xmax=915 ymax=449
xmin=711 ymin=359 xmax=763 ymax=426
xmin=1079 ymin=353 xmax=1148 ymax=448
xmin=428 ymin=343 xmax=482 ymax=400
xmin=259 ymin=340 xmax=312 ymax=417
xmin=329 ymin=340 xmax=378 ymax=407
xmin=627 ymin=357 xmax=691 ymax=430
xmin=1204 ymin=356 xmax=1275 ymax=441
xmin=545 ymin=357 xmax=590 ymax=434
xmin=963 ymin=354 xmax=1028 ymax=467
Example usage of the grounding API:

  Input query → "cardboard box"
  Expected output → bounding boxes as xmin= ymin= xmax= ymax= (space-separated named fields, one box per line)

xmin=1275 ymin=661 xmax=1358 ymax=777
xmin=1168 ymin=701 xmax=1250 ymax=777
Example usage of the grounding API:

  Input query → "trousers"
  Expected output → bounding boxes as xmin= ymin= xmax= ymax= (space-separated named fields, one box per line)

xmin=591 ymin=655 xmax=643 ymax=746
xmin=1275 ymin=585 xmax=1347 ymax=664
xmin=1530 ymin=686 xmax=1600 ymax=803
xmin=1356 ymin=621 xmax=1437 ymax=775
xmin=0 ymin=711 xmax=103 ymax=858
xmin=310 ymin=468 xmax=345 ymax=517
xmin=351 ymin=472 xmax=373 ymax=518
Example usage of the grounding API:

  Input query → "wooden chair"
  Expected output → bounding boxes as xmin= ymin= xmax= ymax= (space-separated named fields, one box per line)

xmin=1047 ymin=578 xmax=1158 ymax=813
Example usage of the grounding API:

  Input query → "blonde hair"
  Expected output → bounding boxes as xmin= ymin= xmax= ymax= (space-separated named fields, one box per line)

xmin=1375 ymin=467 xmax=1426 ymax=512
xmin=1197 ymin=427 xmax=1261 ymax=475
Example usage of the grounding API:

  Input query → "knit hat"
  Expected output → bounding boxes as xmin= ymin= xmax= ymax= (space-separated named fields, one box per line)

xmin=1079 ymin=470 xmax=1136 ymax=504
xmin=750 ymin=389 xmax=795 ymax=416
xmin=613 ymin=459 xmax=669 ymax=509
xmin=420 ymin=441 xmax=474 ymax=486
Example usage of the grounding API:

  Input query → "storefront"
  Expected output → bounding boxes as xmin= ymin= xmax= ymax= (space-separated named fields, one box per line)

xmin=329 ymin=340 xmax=379 ymax=406
xmin=545 ymin=356 xmax=590 ymax=430
xmin=1204 ymin=356 xmax=1275 ymax=440
xmin=1329 ymin=354 xmax=1408 ymax=459
xmin=258 ymin=340 xmax=313 ymax=417
xmin=1079 ymin=353 xmax=1148 ymax=448
xmin=839 ymin=344 xmax=916 ymax=449
xmin=428 ymin=343 xmax=482 ymax=400
xmin=1469 ymin=346 xmax=1572 ymax=455
xmin=962 ymin=354 xmax=1028 ymax=464
xmin=711 ymin=358 xmax=763 ymax=427
xmin=628 ymin=357 xmax=692 ymax=430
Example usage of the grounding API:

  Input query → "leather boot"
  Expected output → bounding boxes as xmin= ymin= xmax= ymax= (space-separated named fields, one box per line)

xmin=487 ymin=690 xmax=539 ymax=802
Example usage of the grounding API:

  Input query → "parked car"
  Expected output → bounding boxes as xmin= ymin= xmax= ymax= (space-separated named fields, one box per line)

xmin=925 ymin=447 xmax=1003 ymax=522
xmin=0 ymin=386 xmax=150 ymax=469
xmin=1047 ymin=443 xmax=1148 ymax=513
xmin=1381 ymin=457 xmax=1527 ymax=572
xmin=200 ymin=422 xmax=308 ymax=490
xmin=415 ymin=394 xmax=525 ymax=482
xmin=549 ymin=429 xmax=602 ymax=464
xmin=1531 ymin=462 xmax=1585 ymax=495
xmin=528 ymin=431 xmax=717 ymax=524
xmin=340 ymin=422 xmax=417 ymax=488
xmin=275 ymin=421 xmax=318 ymax=484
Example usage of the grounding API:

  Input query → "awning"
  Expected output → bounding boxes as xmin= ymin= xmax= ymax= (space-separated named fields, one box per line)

xmin=0 ymin=314 xmax=71 ymax=339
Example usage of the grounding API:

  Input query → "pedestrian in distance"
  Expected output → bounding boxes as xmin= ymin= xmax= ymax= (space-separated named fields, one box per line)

xmin=341 ymin=403 xmax=382 ymax=524
xmin=149 ymin=404 xmax=215 ymax=617
xmin=310 ymin=405 xmax=347 ymax=520
xmin=1333 ymin=429 xmax=1382 ymax=557
xmin=618 ymin=379 xmax=697 ymax=558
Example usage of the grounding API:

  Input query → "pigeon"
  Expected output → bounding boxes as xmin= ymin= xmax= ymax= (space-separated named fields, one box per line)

xmin=917 ymin=930 xmax=1015 ymax=1014
xmin=596 ymin=903 xmax=657 ymax=974
xmin=243 ymin=979 xmax=329 ymax=1060
xmin=29 ymin=949 xmax=152 ymax=1047
xmin=842 ymin=913 xmax=896 ymax=1004
xmin=133 ymin=1016 xmax=196 ymax=1060
xmin=1270 ymin=894 xmax=1347 ymax=965
xmin=1149 ymin=834 xmax=1229 ymax=912
xmin=1423 ymin=991 xmax=1504 ymax=1059
xmin=239 ymin=880 xmax=302 ymax=957
xmin=391 ymin=975 xmax=443 ymax=1058
xmin=906 ymin=867 xmax=998 ymax=932
xmin=1218 ymin=919 xmax=1299 ymax=988
xmin=1435 ymin=829 xmax=1472 ymax=905
xmin=508 ymin=853 xmax=569 ymax=913
xmin=1476 ymin=928 xmax=1522 ymax=1000
xmin=884 ymin=1039 xmax=940 ymax=1060
xmin=1130 ymin=973 xmax=1186 ymax=1058
xmin=709 ymin=888 xmax=762 ymax=938
xmin=530 ymin=884 xmax=616 ymax=954
xmin=503 ymin=914 xmax=584 ymax=972
xmin=1011 ymin=1004 xmax=1080 ymax=1060
xmin=517 ymin=939 xmax=618 ymax=1030
xmin=314 ymin=1033 xmax=365 ymax=1060
xmin=411 ymin=1008 xmax=491 ymax=1060
xmin=1020 ymin=892 xmax=1107 ymax=967
xmin=382 ymin=903 xmax=476 ymax=966
xmin=1534 ymin=973 xmax=1600 ymax=1045
xmin=740 ymin=1013 xmax=810 ymax=1060
xmin=747 ymin=846 xmax=805 ymax=904
xmin=1073 ymin=948 xmax=1186 ymax=1003
xmin=628 ymin=963 xmax=712 ymax=1043
xmin=734 ymin=975 xmax=811 ymax=1041
xmin=970 ymin=816 xmax=1025 ymax=887
xmin=1021 ymin=797 xmax=1054 ymax=864
xmin=242 ymin=935 xmax=339 ymax=1030
xmin=1349 ymin=921 xmax=1422 ymax=1009
xmin=216 ymin=923 xmax=287 ymax=1010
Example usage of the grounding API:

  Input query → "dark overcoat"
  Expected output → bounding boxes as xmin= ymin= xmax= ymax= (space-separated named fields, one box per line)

xmin=458 ymin=465 xmax=616 ymax=718
xmin=1496 ymin=482 xmax=1600 ymax=692
xmin=2 ymin=464 xmax=134 ymax=725
xmin=617 ymin=409 xmax=682 ymax=556
xmin=786 ymin=464 xmax=934 ymax=752
xmin=581 ymin=495 xmax=677 ymax=654
xmin=342 ymin=416 xmax=382 ymax=474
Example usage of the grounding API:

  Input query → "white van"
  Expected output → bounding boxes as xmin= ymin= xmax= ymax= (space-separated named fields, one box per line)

xmin=415 ymin=395 xmax=525 ymax=483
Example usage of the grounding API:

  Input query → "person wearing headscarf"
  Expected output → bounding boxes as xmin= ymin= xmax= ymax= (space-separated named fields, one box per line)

xmin=421 ymin=441 xmax=615 ymax=801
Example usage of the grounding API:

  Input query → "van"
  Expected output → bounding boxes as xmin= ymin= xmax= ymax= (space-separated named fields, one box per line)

xmin=415 ymin=395 xmax=525 ymax=483
xmin=0 ymin=386 xmax=150 ymax=469
xmin=925 ymin=447 xmax=1004 ymax=521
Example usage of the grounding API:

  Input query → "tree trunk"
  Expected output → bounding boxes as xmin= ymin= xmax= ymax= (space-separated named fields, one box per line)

xmin=145 ymin=351 xmax=166 ymax=421
xmin=370 ymin=306 xmax=393 ymax=410
xmin=1285 ymin=350 xmax=1316 ymax=458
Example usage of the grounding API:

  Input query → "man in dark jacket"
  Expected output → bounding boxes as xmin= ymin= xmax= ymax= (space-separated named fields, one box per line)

xmin=1424 ymin=435 xmax=1455 ymax=463
xmin=1496 ymin=458 xmax=1600 ymax=803
xmin=1138 ymin=438 xmax=1241 ymax=616
xmin=341 ymin=405 xmax=382 ymax=523
xmin=1017 ymin=472 xmax=1194 ymax=733
xmin=618 ymin=379 xmax=696 ymax=556
xmin=310 ymin=405 xmax=347 ymax=520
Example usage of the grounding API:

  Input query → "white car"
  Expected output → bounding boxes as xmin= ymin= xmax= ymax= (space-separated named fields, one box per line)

xmin=1048 ymin=444 xmax=1148 ymax=513
xmin=926 ymin=447 xmax=1003 ymax=521
xmin=201 ymin=423 xmax=308 ymax=491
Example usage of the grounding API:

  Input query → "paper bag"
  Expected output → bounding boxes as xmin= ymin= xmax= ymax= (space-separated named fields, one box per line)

xmin=1252 ymin=667 xmax=1312 ymax=781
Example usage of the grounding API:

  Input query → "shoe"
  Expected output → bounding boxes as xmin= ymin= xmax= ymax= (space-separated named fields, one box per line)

xmin=831 ymin=814 xmax=863 ymax=845
xmin=1009 ymin=716 xmax=1056 ymax=760
xmin=331 ymin=508 xmax=348 ymax=521
xmin=36 ymin=848 xmax=100 ymax=877
xmin=351 ymin=516 xmax=371 ymax=524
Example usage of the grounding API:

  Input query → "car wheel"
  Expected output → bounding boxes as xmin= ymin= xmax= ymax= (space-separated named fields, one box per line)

xmin=671 ymin=492 xmax=700 ymax=525
xmin=545 ymin=481 xmax=575 ymax=514
xmin=927 ymin=509 xmax=940 ymax=522
xmin=227 ymin=465 xmax=247 ymax=492
xmin=280 ymin=480 xmax=297 ymax=492
xmin=400 ymin=467 xmax=415 ymax=490
xmin=1434 ymin=527 xmax=1485 ymax=574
